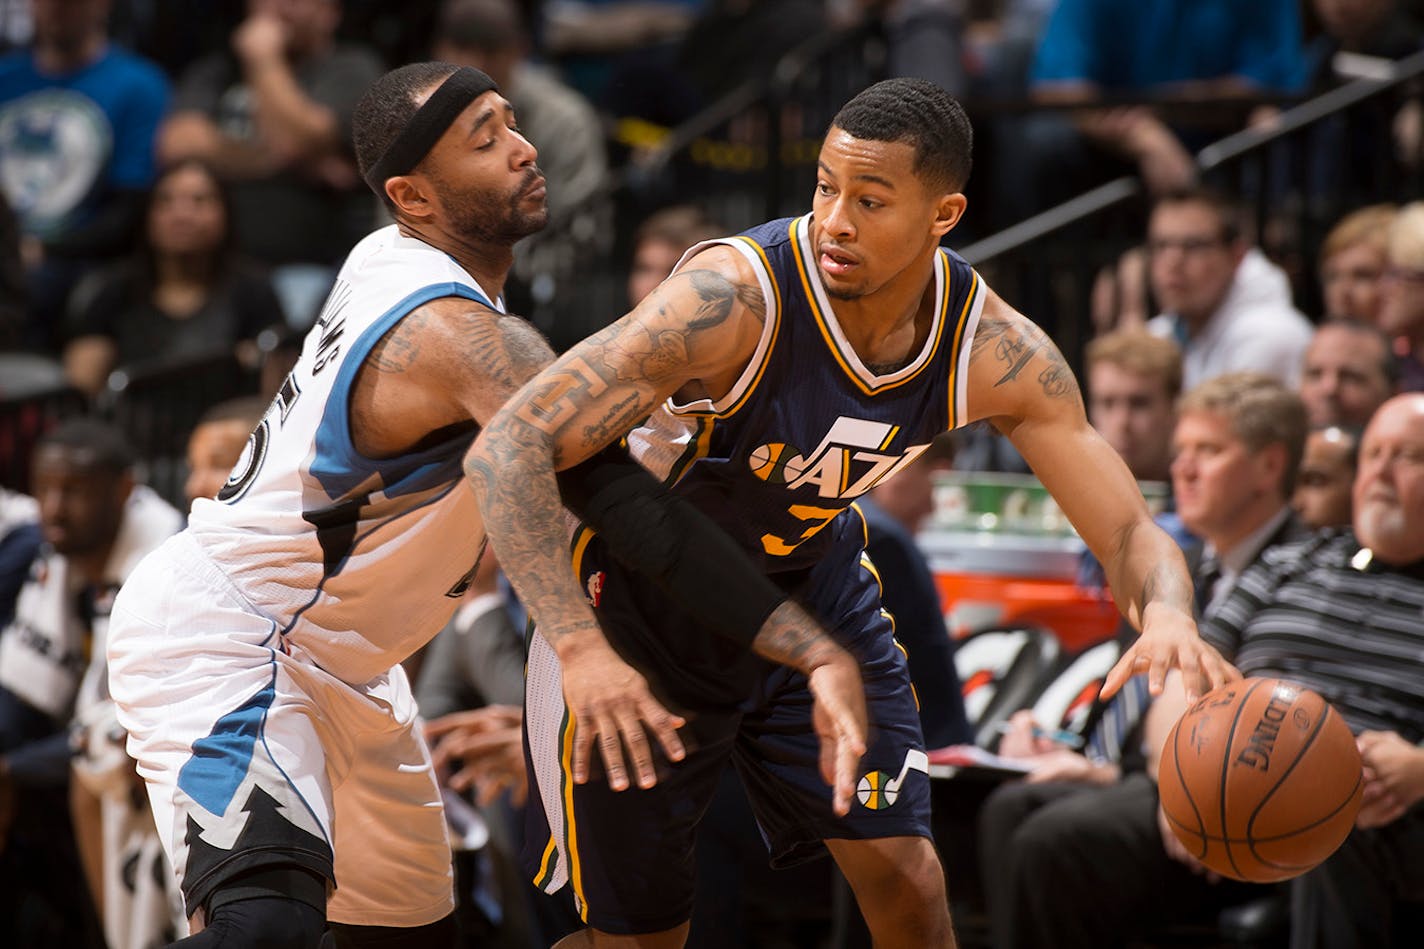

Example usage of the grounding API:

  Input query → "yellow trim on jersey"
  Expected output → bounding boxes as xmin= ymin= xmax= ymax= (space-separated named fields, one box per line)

xmin=664 ymin=415 xmax=716 ymax=487
xmin=676 ymin=234 xmax=783 ymax=420
xmin=893 ymin=639 xmax=922 ymax=711
xmin=533 ymin=834 xmax=559 ymax=888
xmin=563 ymin=528 xmax=595 ymax=920
xmin=945 ymin=264 xmax=980 ymax=429
xmin=791 ymin=218 xmax=952 ymax=395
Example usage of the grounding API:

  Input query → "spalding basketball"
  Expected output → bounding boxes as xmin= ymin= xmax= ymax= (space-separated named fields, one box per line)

xmin=1159 ymin=677 xmax=1363 ymax=883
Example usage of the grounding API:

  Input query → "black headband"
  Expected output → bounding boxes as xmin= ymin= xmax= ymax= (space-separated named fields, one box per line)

xmin=363 ymin=66 xmax=498 ymax=195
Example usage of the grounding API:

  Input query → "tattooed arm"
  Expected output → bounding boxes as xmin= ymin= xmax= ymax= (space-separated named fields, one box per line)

xmin=468 ymin=245 xmax=868 ymax=810
xmin=963 ymin=289 xmax=1237 ymax=703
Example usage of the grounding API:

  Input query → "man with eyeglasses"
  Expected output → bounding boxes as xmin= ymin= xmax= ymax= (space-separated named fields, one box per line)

xmin=1145 ymin=186 xmax=1313 ymax=390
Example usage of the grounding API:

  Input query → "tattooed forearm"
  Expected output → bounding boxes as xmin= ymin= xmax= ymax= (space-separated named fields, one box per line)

xmin=750 ymin=601 xmax=845 ymax=674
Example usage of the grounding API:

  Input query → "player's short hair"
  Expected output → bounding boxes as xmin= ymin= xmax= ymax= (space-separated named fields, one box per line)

xmin=1085 ymin=330 xmax=1183 ymax=400
xmin=830 ymin=78 xmax=972 ymax=193
xmin=36 ymin=417 xmax=135 ymax=475
xmin=353 ymin=62 xmax=462 ymax=208
xmin=1178 ymin=372 xmax=1308 ymax=494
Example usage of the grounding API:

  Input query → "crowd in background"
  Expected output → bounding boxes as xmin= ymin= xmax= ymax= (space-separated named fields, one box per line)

xmin=2 ymin=1 xmax=1424 ymax=947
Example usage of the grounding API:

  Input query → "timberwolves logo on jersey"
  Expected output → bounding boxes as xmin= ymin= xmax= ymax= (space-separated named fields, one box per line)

xmin=747 ymin=416 xmax=930 ymax=499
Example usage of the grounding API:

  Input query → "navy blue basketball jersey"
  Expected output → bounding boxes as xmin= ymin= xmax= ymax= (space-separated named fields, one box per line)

xmin=627 ymin=213 xmax=983 ymax=576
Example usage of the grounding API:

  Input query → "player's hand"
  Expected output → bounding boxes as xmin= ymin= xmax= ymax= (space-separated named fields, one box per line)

xmin=559 ymin=633 xmax=685 ymax=791
xmin=1156 ymin=803 xmax=1220 ymax=883
xmin=1355 ymin=731 xmax=1424 ymax=829
xmin=807 ymin=652 xmax=868 ymax=817
xmin=426 ymin=706 xmax=528 ymax=806
xmin=1102 ymin=609 xmax=1239 ymax=704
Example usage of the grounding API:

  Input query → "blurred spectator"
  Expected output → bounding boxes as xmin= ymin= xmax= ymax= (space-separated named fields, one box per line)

xmin=541 ymin=0 xmax=701 ymax=109
xmin=1320 ymin=204 xmax=1396 ymax=324
xmin=982 ymin=372 xmax=1309 ymax=949
xmin=840 ymin=0 xmax=967 ymax=97
xmin=1377 ymin=200 xmax=1424 ymax=391
xmin=1145 ymin=187 xmax=1313 ymax=390
xmin=61 ymin=159 xmax=285 ymax=398
xmin=1292 ymin=423 xmax=1360 ymax=530
xmin=858 ymin=433 xmax=972 ymax=750
xmin=0 ymin=0 xmax=170 ymax=353
xmin=1298 ymin=318 xmax=1397 ymax=427
xmin=157 ymin=0 xmax=383 ymax=329
xmin=994 ymin=0 xmax=1307 ymax=227
xmin=626 ymin=203 xmax=721 ymax=307
xmin=0 ymin=189 xmax=25 ymax=350
xmin=434 ymin=0 xmax=613 ymax=346
xmin=183 ymin=395 xmax=268 ymax=507
xmin=1084 ymin=329 xmax=1180 ymax=483
xmin=0 ymin=418 xmax=180 ymax=948
xmin=0 ymin=487 xmax=38 ymax=629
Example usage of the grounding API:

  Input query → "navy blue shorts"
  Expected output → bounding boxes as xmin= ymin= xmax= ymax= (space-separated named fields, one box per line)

xmin=521 ymin=528 xmax=932 ymax=935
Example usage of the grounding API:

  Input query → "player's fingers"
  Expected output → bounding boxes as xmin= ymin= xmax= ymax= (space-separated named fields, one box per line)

xmin=614 ymin=714 xmax=657 ymax=789
xmin=832 ymin=735 xmax=860 ymax=817
xmin=595 ymin=714 xmax=630 ymax=791
xmin=571 ymin=716 xmax=594 ymax=785
xmin=1099 ymin=651 xmax=1137 ymax=700
xmin=637 ymin=696 xmax=686 ymax=764
xmin=818 ymin=732 xmax=836 ymax=790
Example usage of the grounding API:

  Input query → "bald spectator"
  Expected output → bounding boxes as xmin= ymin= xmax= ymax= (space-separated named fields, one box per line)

xmin=1377 ymin=201 xmax=1424 ymax=391
xmin=1145 ymin=187 xmax=1314 ymax=390
xmin=1085 ymin=330 xmax=1181 ymax=483
xmin=1292 ymin=424 xmax=1360 ymax=531
xmin=1299 ymin=319 xmax=1397 ymax=427
xmin=1319 ymin=204 xmax=1396 ymax=325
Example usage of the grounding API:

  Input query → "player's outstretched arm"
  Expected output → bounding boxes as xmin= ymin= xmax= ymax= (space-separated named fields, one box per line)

xmin=963 ymin=290 xmax=1238 ymax=703
xmin=467 ymin=247 xmax=867 ymax=808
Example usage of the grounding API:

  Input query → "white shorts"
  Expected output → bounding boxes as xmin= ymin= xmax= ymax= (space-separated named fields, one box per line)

xmin=107 ymin=532 xmax=454 ymax=928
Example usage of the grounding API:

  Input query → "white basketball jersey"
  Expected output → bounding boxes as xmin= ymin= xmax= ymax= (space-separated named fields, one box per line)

xmin=187 ymin=225 xmax=499 ymax=684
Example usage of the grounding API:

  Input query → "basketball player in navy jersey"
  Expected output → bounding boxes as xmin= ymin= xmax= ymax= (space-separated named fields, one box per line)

xmin=104 ymin=62 xmax=868 ymax=948
xmin=470 ymin=78 xmax=1240 ymax=947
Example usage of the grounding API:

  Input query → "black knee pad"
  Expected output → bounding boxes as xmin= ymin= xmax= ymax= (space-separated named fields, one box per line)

xmin=172 ymin=894 xmax=327 ymax=948
xmin=173 ymin=865 xmax=329 ymax=948
xmin=326 ymin=914 xmax=457 ymax=949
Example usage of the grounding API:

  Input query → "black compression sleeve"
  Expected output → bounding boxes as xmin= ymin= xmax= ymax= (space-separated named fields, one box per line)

xmin=557 ymin=446 xmax=787 ymax=651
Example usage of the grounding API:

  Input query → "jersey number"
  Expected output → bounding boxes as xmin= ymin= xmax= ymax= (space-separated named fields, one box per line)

xmin=760 ymin=504 xmax=841 ymax=556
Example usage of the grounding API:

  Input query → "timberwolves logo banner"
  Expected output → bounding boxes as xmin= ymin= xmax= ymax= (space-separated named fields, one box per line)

xmin=857 ymin=749 xmax=929 ymax=810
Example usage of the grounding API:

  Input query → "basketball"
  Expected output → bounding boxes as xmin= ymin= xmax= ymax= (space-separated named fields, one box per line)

xmin=748 ymin=442 xmax=806 ymax=484
xmin=1158 ymin=677 xmax=1363 ymax=883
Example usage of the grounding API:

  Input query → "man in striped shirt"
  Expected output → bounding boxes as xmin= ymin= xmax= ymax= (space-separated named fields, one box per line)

xmin=1188 ymin=392 xmax=1424 ymax=948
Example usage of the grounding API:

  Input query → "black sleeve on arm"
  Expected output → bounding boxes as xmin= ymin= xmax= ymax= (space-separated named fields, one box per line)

xmin=557 ymin=445 xmax=787 ymax=651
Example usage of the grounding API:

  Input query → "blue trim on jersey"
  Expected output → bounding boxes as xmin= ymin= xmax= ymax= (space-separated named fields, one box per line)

xmin=309 ymin=282 xmax=492 ymax=501
xmin=178 ymin=667 xmax=278 ymax=817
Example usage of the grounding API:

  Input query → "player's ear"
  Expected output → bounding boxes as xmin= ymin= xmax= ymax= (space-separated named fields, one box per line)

xmin=932 ymin=192 xmax=967 ymax=239
xmin=385 ymin=175 xmax=434 ymax=220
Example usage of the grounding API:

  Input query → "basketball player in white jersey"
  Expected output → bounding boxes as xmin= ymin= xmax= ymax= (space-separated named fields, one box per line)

xmin=106 ymin=62 xmax=868 ymax=948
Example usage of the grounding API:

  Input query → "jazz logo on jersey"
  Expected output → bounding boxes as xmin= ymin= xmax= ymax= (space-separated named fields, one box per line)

xmin=748 ymin=417 xmax=929 ymax=500
xmin=856 ymin=749 xmax=929 ymax=810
